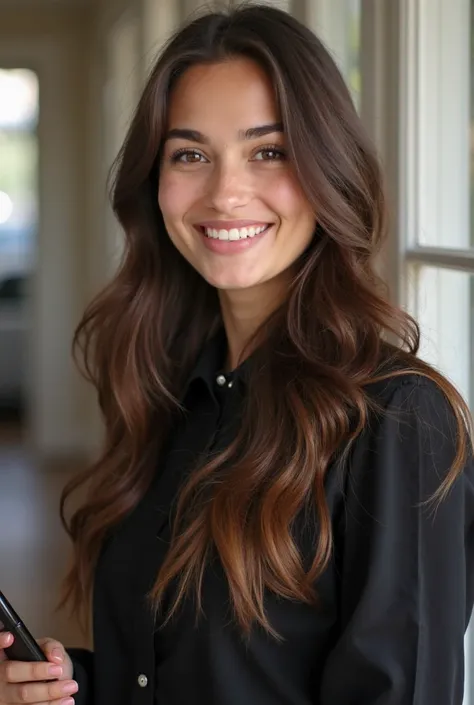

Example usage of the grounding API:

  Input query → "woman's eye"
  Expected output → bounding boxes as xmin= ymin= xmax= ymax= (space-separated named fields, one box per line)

xmin=171 ymin=150 xmax=206 ymax=164
xmin=253 ymin=148 xmax=286 ymax=162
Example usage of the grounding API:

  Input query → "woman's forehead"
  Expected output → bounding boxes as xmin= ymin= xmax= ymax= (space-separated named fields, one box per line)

xmin=166 ymin=58 xmax=281 ymax=132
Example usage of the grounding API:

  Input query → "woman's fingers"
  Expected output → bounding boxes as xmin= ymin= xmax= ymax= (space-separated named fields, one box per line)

xmin=7 ymin=702 xmax=75 ymax=705
xmin=0 ymin=633 xmax=76 ymax=703
xmin=0 ymin=631 xmax=14 ymax=662
xmin=36 ymin=638 xmax=73 ymax=678
xmin=0 ymin=658 xmax=78 ymax=701
xmin=20 ymin=701 xmax=75 ymax=705
xmin=0 ymin=657 xmax=64 ymax=682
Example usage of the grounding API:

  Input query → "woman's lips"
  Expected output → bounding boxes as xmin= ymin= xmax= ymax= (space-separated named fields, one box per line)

xmin=197 ymin=219 xmax=271 ymax=230
xmin=196 ymin=223 xmax=273 ymax=254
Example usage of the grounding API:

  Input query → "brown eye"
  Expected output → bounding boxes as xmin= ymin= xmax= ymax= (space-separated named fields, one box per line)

xmin=171 ymin=150 xmax=206 ymax=164
xmin=253 ymin=147 xmax=286 ymax=161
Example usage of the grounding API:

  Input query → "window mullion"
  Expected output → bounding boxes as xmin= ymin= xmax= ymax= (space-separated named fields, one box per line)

xmin=405 ymin=246 xmax=474 ymax=273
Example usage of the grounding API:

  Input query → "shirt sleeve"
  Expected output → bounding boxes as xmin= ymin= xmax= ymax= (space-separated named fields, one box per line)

xmin=320 ymin=378 xmax=474 ymax=705
xmin=67 ymin=647 xmax=94 ymax=705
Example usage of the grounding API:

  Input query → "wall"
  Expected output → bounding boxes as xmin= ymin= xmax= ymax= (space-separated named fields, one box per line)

xmin=0 ymin=6 xmax=91 ymax=456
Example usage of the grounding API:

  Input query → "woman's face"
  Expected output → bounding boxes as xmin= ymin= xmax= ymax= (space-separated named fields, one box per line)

xmin=159 ymin=57 xmax=316 ymax=292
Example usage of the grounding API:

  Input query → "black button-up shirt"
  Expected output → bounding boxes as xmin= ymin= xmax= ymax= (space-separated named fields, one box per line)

xmin=70 ymin=330 xmax=474 ymax=705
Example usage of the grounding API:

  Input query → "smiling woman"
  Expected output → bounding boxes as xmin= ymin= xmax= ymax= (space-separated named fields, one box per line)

xmin=1 ymin=5 xmax=472 ymax=705
xmin=158 ymin=58 xmax=315 ymax=306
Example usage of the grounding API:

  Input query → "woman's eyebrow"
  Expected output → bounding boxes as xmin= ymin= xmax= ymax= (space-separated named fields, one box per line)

xmin=164 ymin=123 xmax=284 ymax=144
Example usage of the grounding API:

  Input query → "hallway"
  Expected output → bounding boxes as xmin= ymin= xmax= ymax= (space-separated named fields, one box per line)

xmin=0 ymin=421 xmax=88 ymax=650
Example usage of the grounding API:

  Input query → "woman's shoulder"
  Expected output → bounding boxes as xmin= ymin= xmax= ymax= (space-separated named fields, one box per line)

xmin=362 ymin=359 xmax=448 ymax=413
xmin=338 ymin=362 xmax=473 ymax=517
xmin=355 ymin=361 xmax=466 ymax=462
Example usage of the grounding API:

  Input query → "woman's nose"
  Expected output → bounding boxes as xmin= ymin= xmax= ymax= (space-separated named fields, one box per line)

xmin=206 ymin=162 xmax=252 ymax=212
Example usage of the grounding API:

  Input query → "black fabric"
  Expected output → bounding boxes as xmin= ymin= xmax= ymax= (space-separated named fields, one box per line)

xmin=68 ymin=648 xmax=94 ymax=704
xmin=69 ymin=332 xmax=474 ymax=705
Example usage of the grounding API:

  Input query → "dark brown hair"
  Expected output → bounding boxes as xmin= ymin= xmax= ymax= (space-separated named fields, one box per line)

xmin=60 ymin=3 xmax=473 ymax=638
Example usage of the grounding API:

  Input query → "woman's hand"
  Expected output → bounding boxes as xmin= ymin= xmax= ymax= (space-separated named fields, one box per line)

xmin=0 ymin=631 xmax=78 ymax=704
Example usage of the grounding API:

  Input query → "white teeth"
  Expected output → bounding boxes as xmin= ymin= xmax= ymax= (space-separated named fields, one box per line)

xmin=204 ymin=225 xmax=268 ymax=240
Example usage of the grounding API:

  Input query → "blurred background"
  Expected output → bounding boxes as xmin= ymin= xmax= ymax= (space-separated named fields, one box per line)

xmin=0 ymin=0 xmax=473 ymax=700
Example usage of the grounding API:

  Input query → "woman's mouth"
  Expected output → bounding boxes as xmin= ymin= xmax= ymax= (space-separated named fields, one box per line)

xmin=200 ymin=224 xmax=271 ymax=241
xmin=195 ymin=222 xmax=274 ymax=254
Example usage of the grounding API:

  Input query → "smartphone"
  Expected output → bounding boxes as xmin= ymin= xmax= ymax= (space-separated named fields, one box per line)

xmin=0 ymin=591 xmax=47 ymax=662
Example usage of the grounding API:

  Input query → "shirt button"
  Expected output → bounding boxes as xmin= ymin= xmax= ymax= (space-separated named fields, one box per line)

xmin=137 ymin=674 xmax=148 ymax=688
xmin=216 ymin=374 xmax=227 ymax=386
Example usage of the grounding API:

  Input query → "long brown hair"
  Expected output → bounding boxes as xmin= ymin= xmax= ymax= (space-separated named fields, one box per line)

xmin=60 ymin=3 xmax=473 ymax=638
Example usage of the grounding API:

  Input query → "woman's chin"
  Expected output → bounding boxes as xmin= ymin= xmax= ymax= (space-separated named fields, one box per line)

xmin=209 ymin=276 xmax=261 ymax=292
xmin=203 ymin=268 xmax=263 ymax=292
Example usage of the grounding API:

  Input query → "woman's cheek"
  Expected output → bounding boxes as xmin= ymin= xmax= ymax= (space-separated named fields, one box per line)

xmin=158 ymin=174 xmax=183 ymax=218
xmin=263 ymin=171 xmax=306 ymax=218
xmin=159 ymin=172 xmax=205 ymax=217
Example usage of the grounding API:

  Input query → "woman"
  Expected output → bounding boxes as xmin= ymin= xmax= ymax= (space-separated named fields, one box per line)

xmin=1 ymin=4 xmax=473 ymax=705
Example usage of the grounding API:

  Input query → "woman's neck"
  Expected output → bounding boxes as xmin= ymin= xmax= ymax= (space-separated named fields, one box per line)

xmin=218 ymin=276 xmax=289 ymax=371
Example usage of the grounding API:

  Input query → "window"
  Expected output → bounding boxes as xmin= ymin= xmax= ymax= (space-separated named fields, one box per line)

xmin=0 ymin=69 xmax=38 ymax=280
xmin=401 ymin=0 xmax=474 ymax=406
xmin=0 ymin=69 xmax=38 ymax=414
xmin=399 ymin=1 xmax=474 ymax=702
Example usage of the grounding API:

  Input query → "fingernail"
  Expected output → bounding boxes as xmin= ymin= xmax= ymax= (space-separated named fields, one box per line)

xmin=52 ymin=647 xmax=63 ymax=663
xmin=61 ymin=681 xmax=78 ymax=695
xmin=60 ymin=699 xmax=75 ymax=705
xmin=3 ymin=632 xmax=13 ymax=645
xmin=49 ymin=664 xmax=63 ymax=677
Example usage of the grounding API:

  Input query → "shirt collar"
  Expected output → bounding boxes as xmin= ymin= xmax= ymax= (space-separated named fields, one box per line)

xmin=182 ymin=326 xmax=253 ymax=399
xmin=184 ymin=326 xmax=228 ymax=392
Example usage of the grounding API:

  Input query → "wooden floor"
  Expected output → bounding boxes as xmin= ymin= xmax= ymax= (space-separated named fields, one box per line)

xmin=0 ymin=420 xmax=88 ymax=650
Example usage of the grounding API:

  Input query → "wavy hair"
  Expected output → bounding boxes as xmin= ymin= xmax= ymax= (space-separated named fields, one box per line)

xmin=60 ymin=3 xmax=473 ymax=638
